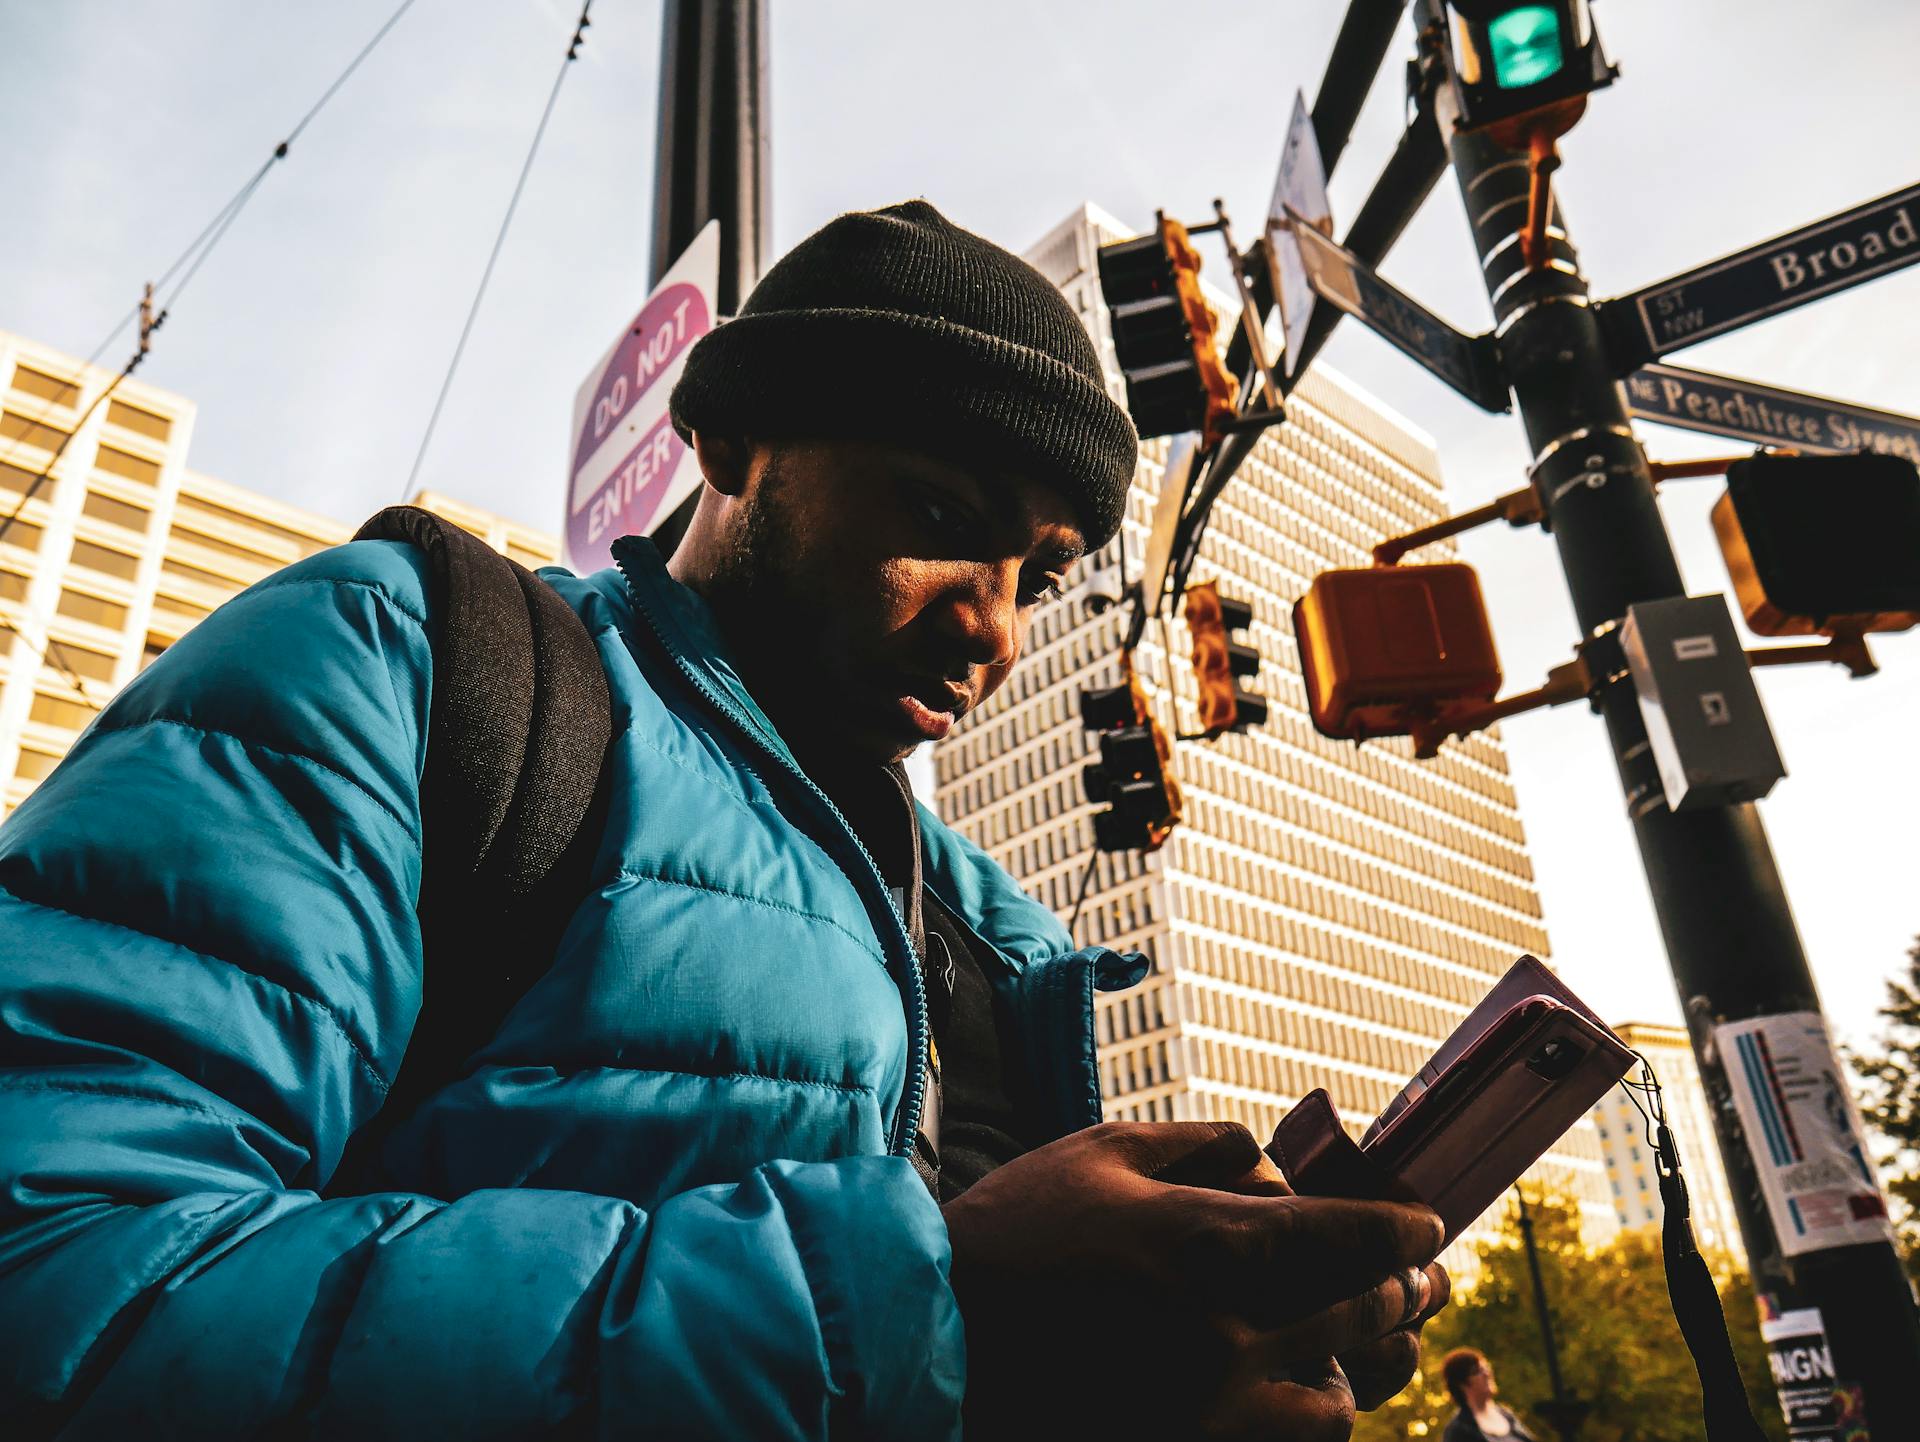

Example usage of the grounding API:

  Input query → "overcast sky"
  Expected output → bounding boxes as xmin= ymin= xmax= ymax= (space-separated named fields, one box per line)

xmin=4 ymin=0 xmax=1918 ymax=1047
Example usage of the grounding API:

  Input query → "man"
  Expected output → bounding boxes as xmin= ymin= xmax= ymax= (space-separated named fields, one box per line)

xmin=0 ymin=201 xmax=1447 ymax=1439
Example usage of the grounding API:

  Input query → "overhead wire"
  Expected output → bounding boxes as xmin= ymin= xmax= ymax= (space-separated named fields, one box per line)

xmin=402 ymin=0 xmax=595 ymax=501
xmin=0 ymin=0 xmax=422 ymax=711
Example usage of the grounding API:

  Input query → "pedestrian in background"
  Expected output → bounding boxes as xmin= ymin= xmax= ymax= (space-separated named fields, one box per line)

xmin=1442 ymin=1348 xmax=1540 ymax=1440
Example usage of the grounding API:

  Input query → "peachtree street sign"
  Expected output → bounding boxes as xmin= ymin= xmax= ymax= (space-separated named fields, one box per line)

xmin=564 ymin=221 xmax=720 ymax=573
xmin=1625 ymin=363 xmax=1920 ymax=462
xmin=1600 ymin=181 xmax=1920 ymax=370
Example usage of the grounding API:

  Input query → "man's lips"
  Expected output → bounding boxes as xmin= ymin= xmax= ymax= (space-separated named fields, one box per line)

xmin=886 ymin=675 xmax=969 ymax=741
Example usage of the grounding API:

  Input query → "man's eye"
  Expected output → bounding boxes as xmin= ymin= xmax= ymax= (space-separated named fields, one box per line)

xmin=911 ymin=487 xmax=972 ymax=539
xmin=1019 ymin=575 xmax=1065 ymax=607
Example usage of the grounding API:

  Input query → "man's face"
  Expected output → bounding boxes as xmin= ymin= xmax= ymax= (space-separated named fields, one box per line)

xmin=696 ymin=436 xmax=1087 ymax=768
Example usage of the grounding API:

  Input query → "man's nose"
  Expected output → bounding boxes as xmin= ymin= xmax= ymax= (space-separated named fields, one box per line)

xmin=938 ymin=561 xmax=1021 ymax=670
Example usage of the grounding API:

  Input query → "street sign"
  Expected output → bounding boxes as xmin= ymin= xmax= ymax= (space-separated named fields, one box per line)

xmin=1137 ymin=433 xmax=1198 ymax=618
xmin=1265 ymin=91 xmax=1331 ymax=377
xmin=1625 ymin=363 xmax=1920 ymax=463
xmin=1287 ymin=208 xmax=1509 ymax=413
xmin=564 ymin=221 xmax=720 ymax=573
xmin=1600 ymin=181 xmax=1920 ymax=370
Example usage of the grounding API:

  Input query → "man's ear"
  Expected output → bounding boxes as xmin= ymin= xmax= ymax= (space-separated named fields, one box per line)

xmin=690 ymin=430 xmax=753 ymax=498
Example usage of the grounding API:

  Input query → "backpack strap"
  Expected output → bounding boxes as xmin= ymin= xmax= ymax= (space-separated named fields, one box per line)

xmin=329 ymin=506 xmax=613 ymax=1192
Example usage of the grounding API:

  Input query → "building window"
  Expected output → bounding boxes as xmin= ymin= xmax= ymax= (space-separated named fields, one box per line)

xmin=14 ymin=747 xmax=61 ymax=782
xmin=28 ymin=692 xmax=96 ymax=732
xmin=140 ymin=635 xmax=168 ymax=670
xmin=0 ymin=570 xmax=27 ymax=604
xmin=56 ymin=589 xmax=129 ymax=631
xmin=93 ymin=444 xmax=161 ymax=485
xmin=45 ymin=642 xmax=116 ymax=684
xmin=0 ymin=461 xmax=45 ymax=496
xmin=82 ymin=491 xmax=151 ymax=534
xmin=151 ymin=591 xmax=212 ymax=623
xmin=0 ymin=412 xmax=72 ymax=451
xmin=69 ymin=540 xmax=140 ymax=582
xmin=9 ymin=365 xmax=81 ymax=407
xmin=0 ymin=518 xmax=44 ymax=553
xmin=105 ymin=399 xmax=172 ymax=442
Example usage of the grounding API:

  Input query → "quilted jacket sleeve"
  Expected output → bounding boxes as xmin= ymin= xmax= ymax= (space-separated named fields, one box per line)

xmin=0 ymin=541 xmax=962 ymax=1441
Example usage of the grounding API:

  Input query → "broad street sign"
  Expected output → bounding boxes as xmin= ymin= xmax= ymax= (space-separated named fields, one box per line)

xmin=1137 ymin=433 xmax=1198 ymax=619
xmin=1287 ymin=208 xmax=1509 ymax=413
xmin=564 ymin=221 xmax=720 ymax=573
xmin=1625 ymin=363 xmax=1920 ymax=463
xmin=1600 ymin=181 xmax=1920 ymax=371
xmin=1266 ymin=91 xmax=1331 ymax=378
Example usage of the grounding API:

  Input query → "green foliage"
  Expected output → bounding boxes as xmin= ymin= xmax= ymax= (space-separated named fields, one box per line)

xmin=1353 ymin=1193 xmax=1785 ymax=1442
xmin=1845 ymin=935 xmax=1920 ymax=1279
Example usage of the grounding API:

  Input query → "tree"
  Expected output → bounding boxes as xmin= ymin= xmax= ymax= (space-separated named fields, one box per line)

xmin=1353 ymin=1193 xmax=1784 ymax=1442
xmin=1846 ymin=935 xmax=1920 ymax=1279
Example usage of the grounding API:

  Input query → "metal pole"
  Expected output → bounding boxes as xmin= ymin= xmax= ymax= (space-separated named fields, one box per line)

xmin=1515 ymin=1189 xmax=1588 ymax=1442
xmin=1412 ymin=1 xmax=1920 ymax=1430
xmin=648 ymin=0 xmax=769 ymax=555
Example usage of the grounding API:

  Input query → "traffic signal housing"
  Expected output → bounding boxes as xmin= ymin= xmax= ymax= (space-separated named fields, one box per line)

xmin=1712 ymin=451 xmax=1920 ymax=637
xmin=1185 ymin=581 xmax=1268 ymax=736
xmin=1079 ymin=683 xmax=1182 ymax=852
xmin=1294 ymin=564 xmax=1502 ymax=741
xmin=1443 ymin=0 xmax=1615 ymax=135
xmin=1096 ymin=217 xmax=1238 ymax=447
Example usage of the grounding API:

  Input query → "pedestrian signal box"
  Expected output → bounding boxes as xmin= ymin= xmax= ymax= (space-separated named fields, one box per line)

xmin=1620 ymin=595 xmax=1785 ymax=812
xmin=1096 ymin=218 xmax=1238 ymax=447
xmin=1712 ymin=452 xmax=1920 ymax=638
xmin=1443 ymin=0 xmax=1614 ymax=134
xmin=1294 ymin=564 xmax=1502 ymax=740
xmin=1185 ymin=582 xmax=1267 ymax=736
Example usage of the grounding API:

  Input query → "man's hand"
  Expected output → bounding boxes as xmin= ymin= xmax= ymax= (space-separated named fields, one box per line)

xmin=944 ymin=1121 xmax=1448 ymax=1441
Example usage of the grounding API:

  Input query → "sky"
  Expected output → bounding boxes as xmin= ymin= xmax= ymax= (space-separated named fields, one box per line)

xmin=4 ymin=0 xmax=1918 ymax=1047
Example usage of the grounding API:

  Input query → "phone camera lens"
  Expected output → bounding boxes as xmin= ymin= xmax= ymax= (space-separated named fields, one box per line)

xmin=1526 ymin=1037 xmax=1586 ymax=1081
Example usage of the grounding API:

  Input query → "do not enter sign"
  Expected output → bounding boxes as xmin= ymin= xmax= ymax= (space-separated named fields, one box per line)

xmin=564 ymin=221 xmax=720 ymax=573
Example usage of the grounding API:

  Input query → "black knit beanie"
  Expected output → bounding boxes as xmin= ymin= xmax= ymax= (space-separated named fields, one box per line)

xmin=668 ymin=200 xmax=1140 ymax=548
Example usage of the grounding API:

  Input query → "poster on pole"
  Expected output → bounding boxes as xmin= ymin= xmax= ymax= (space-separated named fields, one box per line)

xmin=1715 ymin=1010 xmax=1895 ymax=1259
xmin=564 ymin=221 xmax=721 ymax=574
xmin=1266 ymin=90 xmax=1332 ymax=377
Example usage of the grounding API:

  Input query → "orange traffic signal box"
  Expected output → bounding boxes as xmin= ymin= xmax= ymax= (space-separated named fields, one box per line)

xmin=1294 ymin=563 xmax=1503 ymax=739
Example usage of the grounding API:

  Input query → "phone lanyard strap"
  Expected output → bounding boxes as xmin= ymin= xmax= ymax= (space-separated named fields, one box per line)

xmin=1649 ymin=1099 xmax=1769 ymax=1442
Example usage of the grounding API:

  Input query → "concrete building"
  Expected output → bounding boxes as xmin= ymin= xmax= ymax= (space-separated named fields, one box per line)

xmin=0 ymin=329 xmax=556 ymax=810
xmin=1594 ymin=1021 xmax=1746 ymax=1264
xmin=933 ymin=206 xmax=1616 ymax=1258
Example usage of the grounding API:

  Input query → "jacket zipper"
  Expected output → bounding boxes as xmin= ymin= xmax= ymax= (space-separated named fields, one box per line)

xmin=614 ymin=555 xmax=929 ymax=1160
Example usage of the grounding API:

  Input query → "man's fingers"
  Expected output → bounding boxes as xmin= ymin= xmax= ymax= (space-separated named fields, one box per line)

xmin=1170 ymin=1190 xmax=1444 ymax=1324
xmin=1102 ymin=1120 xmax=1266 ymax=1188
xmin=1337 ymin=1262 xmax=1451 ymax=1411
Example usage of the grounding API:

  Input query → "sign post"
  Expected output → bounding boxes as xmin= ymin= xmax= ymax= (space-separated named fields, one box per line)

xmin=1266 ymin=91 xmax=1332 ymax=377
xmin=564 ymin=221 xmax=720 ymax=574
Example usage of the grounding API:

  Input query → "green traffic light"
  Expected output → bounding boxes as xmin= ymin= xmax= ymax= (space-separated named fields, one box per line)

xmin=1487 ymin=4 xmax=1565 ymax=89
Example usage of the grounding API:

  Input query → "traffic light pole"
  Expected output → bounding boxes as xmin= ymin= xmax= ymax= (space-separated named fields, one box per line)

xmin=646 ymin=0 xmax=770 ymax=557
xmin=1414 ymin=0 xmax=1920 ymax=1426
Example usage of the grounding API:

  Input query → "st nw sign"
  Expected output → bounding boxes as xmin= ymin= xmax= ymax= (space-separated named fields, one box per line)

xmin=1625 ymin=363 xmax=1920 ymax=463
xmin=1601 ymin=181 xmax=1920 ymax=370
xmin=564 ymin=221 xmax=720 ymax=573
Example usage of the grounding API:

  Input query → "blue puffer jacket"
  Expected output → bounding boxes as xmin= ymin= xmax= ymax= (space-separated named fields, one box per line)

xmin=0 ymin=534 xmax=1145 ymax=1439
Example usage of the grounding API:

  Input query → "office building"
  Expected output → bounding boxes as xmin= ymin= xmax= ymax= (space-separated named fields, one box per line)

xmin=933 ymin=206 xmax=1617 ymax=1255
xmin=1593 ymin=1021 xmax=1746 ymax=1264
xmin=0 ymin=329 xmax=556 ymax=809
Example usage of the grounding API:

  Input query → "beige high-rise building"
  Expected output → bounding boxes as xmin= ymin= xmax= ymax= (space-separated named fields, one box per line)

xmin=933 ymin=206 xmax=1616 ymax=1258
xmin=1593 ymin=1021 xmax=1746 ymax=1264
xmin=0 ymin=329 xmax=556 ymax=808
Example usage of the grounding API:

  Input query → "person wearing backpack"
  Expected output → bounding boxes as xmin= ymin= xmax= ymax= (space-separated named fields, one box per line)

xmin=0 ymin=200 xmax=1449 ymax=1440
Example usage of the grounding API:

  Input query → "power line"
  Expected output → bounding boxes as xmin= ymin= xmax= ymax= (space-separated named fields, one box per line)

xmin=0 ymin=0 xmax=422 ymax=712
xmin=403 ymin=0 xmax=594 ymax=500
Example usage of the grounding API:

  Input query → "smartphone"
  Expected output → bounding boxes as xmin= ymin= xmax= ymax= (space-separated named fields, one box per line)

xmin=1362 ymin=994 xmax=1633 ymax=1244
